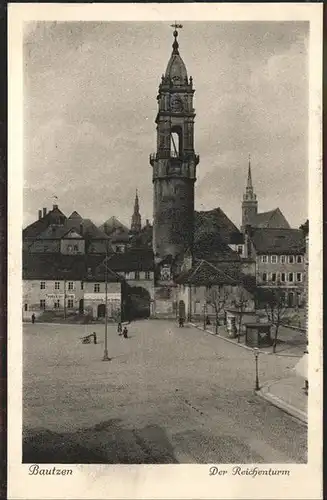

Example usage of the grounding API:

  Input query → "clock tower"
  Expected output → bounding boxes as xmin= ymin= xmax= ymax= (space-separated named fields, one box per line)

xmin=150 ymin=26 xmax=199 ymax=269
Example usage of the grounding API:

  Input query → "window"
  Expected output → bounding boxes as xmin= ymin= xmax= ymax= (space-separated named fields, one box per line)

xmin=68 ymin=282 xmax=74 ymax=290
xmin=81 ymin=281 xmax=84 ymax=290
xmin=40 ymin=281 xmax=45 ymax=290
xmin=271 ymin=255 xmax=278 ymax=264
xmin=280 ymin=255 xmax=286 ymax=264
xmin=281 ymin=273 xmax=286 ymax=282
xmin=55 ymin=281 xmax=60 ymax=290
xmin=40 ymin=299 xmax=45 ymax=310
xmin=67 ymin=299 xmax=74 ymax=309
xmin=54 ymin=300 xmax=60 ymax=309
xmin=237 ymin=245 xmax=243 ymax=255
xmin=297 ymin=255 xmax=303 ymax=263
xmin=288 ymin=273 xmax=294 ymax=282
xmin=262 ymin=273 xmax=267 ymax=282
xmin=296 ymin=273 xmax=302 ymax=282
xmin=94 ymin=283 xmax=100 ymax=293
xmin=135 ymin=271 xmax=140 ymax=280
xmin=125 ymin=272 xmax=134 ymax=280
xmin=73 ymin=245 xmax=78 ymax=252
xmin=289 ymin=255 xmax=294 ymax=264
xmin=271 ymin=273 xmax=277 ymax=282
xmin=261 ymin=255 xmax=267 ymax=263
xmin=145 ymin=271 xmax=150 ymax=280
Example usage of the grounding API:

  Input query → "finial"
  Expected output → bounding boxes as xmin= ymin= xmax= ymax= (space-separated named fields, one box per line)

xmin=170 ymin=22 xmax=183 ymax=54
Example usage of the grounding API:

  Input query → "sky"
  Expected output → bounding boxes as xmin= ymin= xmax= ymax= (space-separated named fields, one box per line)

xmin=23 ymin=21 xmax=308 ymax=229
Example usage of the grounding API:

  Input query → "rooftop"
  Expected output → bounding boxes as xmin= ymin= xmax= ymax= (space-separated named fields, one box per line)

xmin=250 ymin=228 xmax=305 ymax=254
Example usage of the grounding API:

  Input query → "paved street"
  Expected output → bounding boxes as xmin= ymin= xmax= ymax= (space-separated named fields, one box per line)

xmin=23 ymin=320 xmax=307 ymax=464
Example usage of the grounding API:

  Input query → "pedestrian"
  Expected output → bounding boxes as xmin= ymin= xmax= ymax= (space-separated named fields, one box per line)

xmin=123 ymin=326 xmax=128 ymax=338
xmin=93 ymin=332 xmax=97 ymax=344
xmin=31 ymin=313 xmax=35 ymax=324
xmin=117 ymin=322 xmax=122 ymax=335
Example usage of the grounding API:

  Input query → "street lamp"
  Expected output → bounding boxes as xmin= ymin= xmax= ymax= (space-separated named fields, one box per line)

xmin=253 ymin=347 xmax=260 ymax=391
xmin=102 ymin=247 xmax=111 ymax=362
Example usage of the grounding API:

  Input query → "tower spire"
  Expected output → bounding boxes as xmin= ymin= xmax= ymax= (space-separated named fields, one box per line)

xmin=131 ymin=189 xmax=141 ymax=233
xmin=170 ymin=22 xmax=183 ymax=54
xmin=242 ymin=154 xmax=258 ymax=230
xmin=247 ymin=154 xmax=253 ymax=190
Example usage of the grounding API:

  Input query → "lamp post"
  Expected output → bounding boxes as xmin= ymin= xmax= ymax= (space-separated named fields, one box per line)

xmin=102 ymin=248 xmax=111 ymax=362
xmin=253 ymin=347 xmax=260 ymax=391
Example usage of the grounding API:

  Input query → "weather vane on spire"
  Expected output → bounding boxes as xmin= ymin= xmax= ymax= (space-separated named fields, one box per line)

xmin=171 ymin=22 xmax=183 ymax=30
xmin=170 ymin=22 xmax=183 ymax=54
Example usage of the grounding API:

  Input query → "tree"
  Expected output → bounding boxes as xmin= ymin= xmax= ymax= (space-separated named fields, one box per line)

xmin=206 ymin=285 xmax=229 ymax=334
xmin=233 ymin=276 xmax=256 ymax=343
xmin=256 ymin=287 xmax=288 ymax=353
xmin=233 ymin=287 xmax=249 ymax=343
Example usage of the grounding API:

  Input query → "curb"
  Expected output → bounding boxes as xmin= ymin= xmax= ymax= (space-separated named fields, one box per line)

xmin=189 ymin=323 xmax=271 ymax=354
xmin=256 ymin=385 xmax=307 ymax=425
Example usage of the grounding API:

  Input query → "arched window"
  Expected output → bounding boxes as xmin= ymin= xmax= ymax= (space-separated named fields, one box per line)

xmin=170 ymin=126 xmax=183 ymax=157
xmin=170 ymin=132 xmax=179 ymax=157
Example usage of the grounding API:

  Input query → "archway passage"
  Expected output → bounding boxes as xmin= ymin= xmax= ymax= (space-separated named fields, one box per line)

xmin=97 ymin=304 xmax=106 ymax=318
xmin=178 ymin=300 xmax=186 ymax=319
xmin=127 ymin=286 xmax=151 ymax=319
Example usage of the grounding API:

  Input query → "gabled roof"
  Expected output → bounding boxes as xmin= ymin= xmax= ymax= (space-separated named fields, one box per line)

xmin=193 ymin=232 xmax=241 ymax=263
xmin=22 ymin=252 xmax=108 ymax=281
xmin=251 ymin=208 xmax=290 ymax=229
xmin=35 ymin=225 xmax=81 ymax=240
xmin=81 ymin=219 xmax=109 ymax=240
xmin=104 ymin=249 xmax=154 ymax=272
xmin=250 ymin=228 xmax=305 ymax=254
xmin=194 ymin=207 xmax=242 ymax=245
xmin=176 ymin=260 xmax=238 ymax=286
xmin=68 ymin=211 xmax=83 ymax=221
xmin=23 ymin=207 xmax=67 ymax=239
xmin=99 ymin=216 xmax=129 ymax=235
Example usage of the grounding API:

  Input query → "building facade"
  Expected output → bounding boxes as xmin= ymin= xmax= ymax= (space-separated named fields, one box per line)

xmin=247 ymin=227 xmax=306 ymax=307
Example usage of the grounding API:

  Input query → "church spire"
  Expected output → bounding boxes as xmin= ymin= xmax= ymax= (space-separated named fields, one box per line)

xmin=241 ymin=155 xmax=258 ymax=231
xmin=131 ymin=189 xmax=141 ymax=233
xmin=246 ymin=154 xmax=253 ymax=190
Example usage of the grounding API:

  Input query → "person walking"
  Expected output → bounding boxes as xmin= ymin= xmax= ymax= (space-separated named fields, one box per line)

xmin=117 ymin=322 xmax=122 ymax=335
xmin=31 ymin=313 xmax=35 ymax=324
xmin=93 ymin=332 xmax=97 ymax=344
xmin=123 ymin=326 xmax=128 ymax=338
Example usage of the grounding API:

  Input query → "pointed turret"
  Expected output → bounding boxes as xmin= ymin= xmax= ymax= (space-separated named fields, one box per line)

xmin=241 ymin=155 xmax=258 ymax=231
xmin=131 ymin=189 xmax=142 ymax=233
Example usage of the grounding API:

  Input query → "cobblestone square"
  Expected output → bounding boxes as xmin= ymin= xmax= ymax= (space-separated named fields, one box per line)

xmin=23 ymin=320 xmax=307 ymax=464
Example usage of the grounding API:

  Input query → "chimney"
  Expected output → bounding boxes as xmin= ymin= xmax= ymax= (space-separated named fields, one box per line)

xmin=43 ymin=207 xmax=47 ymax=217
xmin=38 ymin=210 xmax=42 ymax=220
xmin=53 ymin=204 xmax=58 ymax=210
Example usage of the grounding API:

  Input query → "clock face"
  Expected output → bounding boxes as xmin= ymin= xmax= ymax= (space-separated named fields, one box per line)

xmin=170 ymin=95 xmax=184 ymax=112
